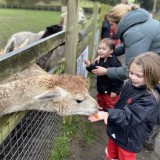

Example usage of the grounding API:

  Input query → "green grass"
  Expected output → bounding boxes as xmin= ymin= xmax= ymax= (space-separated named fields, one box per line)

xmin=0 ymin=8 xmax=61 ymax=49
xmin=49 ymin=116 xmax=97 ymax=160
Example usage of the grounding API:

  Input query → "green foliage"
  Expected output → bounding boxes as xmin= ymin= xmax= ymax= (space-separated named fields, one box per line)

xmin=49 ymin=116 xmax=97 ymax=160
xmin=0 ymin=8 xmax=61 ymax=50
xmin=49 ymin=136 xmax=69 ymax=160
xmin=88 ymin=0 xmax=121 ymax=5
xmin=78 ymin=119 xmax=97 ymax=145
xmin=136 ymin=0 xmax=154 ymax=11
xmin=156 ymin=15 xmax=160 ymax=21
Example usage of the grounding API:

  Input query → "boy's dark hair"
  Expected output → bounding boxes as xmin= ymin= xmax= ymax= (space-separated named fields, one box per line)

xmin=100 ymin=38 xmax=115 ymax=50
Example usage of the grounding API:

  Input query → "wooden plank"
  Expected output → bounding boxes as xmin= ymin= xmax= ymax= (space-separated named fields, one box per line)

xmin=0 ymin=111 xmax=27 ymax=143
xmin=64 ymin=0 xmax=79 ymax=74
xmin=77 ymin=32 xmax=91 ymax=56
xmin=0 ymin=31 xmax=65 ymax=82
xmin=89 ymin=2 xmax=99 ymax=61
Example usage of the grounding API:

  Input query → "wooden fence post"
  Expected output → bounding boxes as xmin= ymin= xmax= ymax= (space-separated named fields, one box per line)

xmin=63 ymin=0 xmax=79 ymax=124
xmin=88 ymin=2 xmax=99 ymax=61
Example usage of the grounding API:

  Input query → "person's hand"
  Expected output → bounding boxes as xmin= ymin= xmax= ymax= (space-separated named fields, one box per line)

xmin=110 ymin=92 xmax=117 ymax=98
xmin=92 ymin=66 xmax=107 ymax=76
xmin=88 ymin=111 xmax=108 ymax=124
xmin=92 ymin=56 xmax=100 ymax=64
xmin=84 ymin=60 xmax=90 ymax=67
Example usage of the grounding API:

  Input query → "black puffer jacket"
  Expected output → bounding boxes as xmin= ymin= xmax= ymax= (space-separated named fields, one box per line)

xmin=86 ymin=55 xmax=123 ymax=95
xmin=107 ymin=80 xmax=159 ymax=153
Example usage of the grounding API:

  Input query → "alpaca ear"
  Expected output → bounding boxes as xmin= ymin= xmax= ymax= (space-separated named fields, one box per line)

xmin=34 ymin=87 xmax=67 ymax=101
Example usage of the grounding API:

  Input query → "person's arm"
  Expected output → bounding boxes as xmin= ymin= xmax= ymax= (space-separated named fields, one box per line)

xmin=123 ymin=30 xmax=151 ymax=65
xmin=107 ymin=31 xmax=152 ymax=80
xmin=113 ymin=43 xmax=125 ymax=57
xmin=91 ymin=64 xmax=127 ymax=80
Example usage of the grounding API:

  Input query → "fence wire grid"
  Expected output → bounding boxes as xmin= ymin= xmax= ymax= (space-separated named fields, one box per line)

xmin=0 ymin=110 xmax=62 ymax=160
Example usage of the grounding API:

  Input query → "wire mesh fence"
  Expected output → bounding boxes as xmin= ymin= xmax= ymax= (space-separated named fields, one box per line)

xmin=0 ymin=110 xmax=62 ymax=160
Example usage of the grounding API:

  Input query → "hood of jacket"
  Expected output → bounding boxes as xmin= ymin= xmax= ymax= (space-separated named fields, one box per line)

xmin=118 ymin=8 xmax=149 ymax=40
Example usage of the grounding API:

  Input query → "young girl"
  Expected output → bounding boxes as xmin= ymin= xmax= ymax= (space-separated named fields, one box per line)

xmin=89 ymin=52 xmax=160 ymax=160
xmin=84 ymin=38 xmax=123 ymax=110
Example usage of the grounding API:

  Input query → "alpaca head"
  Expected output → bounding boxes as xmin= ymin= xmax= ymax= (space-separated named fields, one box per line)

xmin=61 ymin=7 xmax=87 ymax=30
xmin=41 ymin=25 xmax=63 ymax=39
xmin=0 ymin=73 xmax=98 ymax=117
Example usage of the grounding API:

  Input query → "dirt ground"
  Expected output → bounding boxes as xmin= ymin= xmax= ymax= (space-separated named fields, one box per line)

xmin=66 ymin=76 xmax=153 ymax=160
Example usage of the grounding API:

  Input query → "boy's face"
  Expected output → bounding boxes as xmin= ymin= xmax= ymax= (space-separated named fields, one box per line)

xmin=128 ymin=62 xmax=145 ymax=87
xmin=97 ymin=42 xmax=113 ymax=60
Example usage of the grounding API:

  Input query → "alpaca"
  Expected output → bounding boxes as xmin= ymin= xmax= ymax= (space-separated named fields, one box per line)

xmin=4 ymin=8 xmax=86 ymax=54
xmin=60 ymin=7 xmax=87 ymax=30
xmin=4 ymin=25 xmax=63 ymax=54
xmin=3 ymin=9 xmax=86 ymax=71
xmin=0 ymin=64 xmax=98 ymax=117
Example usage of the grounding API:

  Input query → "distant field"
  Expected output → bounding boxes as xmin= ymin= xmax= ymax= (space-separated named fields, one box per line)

xmin=0 ymin=8 xmax=61 ymax=50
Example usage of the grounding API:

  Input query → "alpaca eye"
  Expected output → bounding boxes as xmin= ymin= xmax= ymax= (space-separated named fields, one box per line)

xmin=76 ymin=99 xmax=83 ymax=103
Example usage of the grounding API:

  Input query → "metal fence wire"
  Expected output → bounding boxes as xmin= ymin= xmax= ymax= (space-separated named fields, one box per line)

xmin=0 ymin=111 xmax=63 ymax=160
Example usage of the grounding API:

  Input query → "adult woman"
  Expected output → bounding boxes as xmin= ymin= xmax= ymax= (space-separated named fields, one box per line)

xmin=92 ymin=4 xmax=160 ymax=80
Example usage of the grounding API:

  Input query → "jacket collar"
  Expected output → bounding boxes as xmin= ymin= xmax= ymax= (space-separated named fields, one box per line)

xmin=118 ymin=8 xmax=149 ymax=41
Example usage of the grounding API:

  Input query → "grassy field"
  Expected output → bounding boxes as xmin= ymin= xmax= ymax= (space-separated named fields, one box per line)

xmin=0 ymin=8 xmax=61 ymax=50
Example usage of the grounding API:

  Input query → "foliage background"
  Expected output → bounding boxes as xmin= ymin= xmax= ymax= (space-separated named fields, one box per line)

xmin=0 ymin=0 xmax=160 ymax=12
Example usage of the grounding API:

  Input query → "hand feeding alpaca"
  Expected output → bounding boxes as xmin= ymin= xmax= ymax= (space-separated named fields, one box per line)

xmin=0 ymin=64 xmax=98 ymax=118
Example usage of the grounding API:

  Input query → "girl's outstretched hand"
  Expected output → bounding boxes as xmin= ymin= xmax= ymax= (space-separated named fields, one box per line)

xmin=88 ymin=111 xmax=108 ymax=124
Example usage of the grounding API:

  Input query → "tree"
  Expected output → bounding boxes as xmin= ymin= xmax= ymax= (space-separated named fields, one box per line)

xmin=136 ymin=0 xmax=154 ymax=11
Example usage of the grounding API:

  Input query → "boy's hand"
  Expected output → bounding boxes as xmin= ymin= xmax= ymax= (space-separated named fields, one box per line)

xmin=84 ymin=60 xmax=90 ymax=66
xmin=88 ymin=111 xmax=108 ymax=124
xmin=110 ymin=92 xmax=117 ymax=98
xmin=92 ymin=56 xmax=100 ymax=64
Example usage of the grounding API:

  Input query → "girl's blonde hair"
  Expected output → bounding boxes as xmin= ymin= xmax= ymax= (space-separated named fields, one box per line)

xmin=128 ymin=52 xmax=160 ymax=100
xmin=108 ymin=4 xmax=139 ymax=23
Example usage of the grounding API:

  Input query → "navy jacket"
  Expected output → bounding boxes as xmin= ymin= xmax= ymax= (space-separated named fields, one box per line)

xmin=107 ymin=80 xmax=159 ymax=153
xmin=86 ymin=55 xmax=123 ymax=95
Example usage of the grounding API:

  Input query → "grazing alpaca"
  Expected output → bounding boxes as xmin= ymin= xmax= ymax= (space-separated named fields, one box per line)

xmin=4 ymin=8 xmax=86 ymax=54
xmin=3 ymin=9 xmax=86 ymax=71
xmin=0 ymin=64 xmax=98 ymax=117
xmin=4 ymin=25 xmax=63 ymax=54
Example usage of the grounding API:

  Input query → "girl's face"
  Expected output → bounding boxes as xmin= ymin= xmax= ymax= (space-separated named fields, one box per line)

xmin=109 ymin=20 xmax=118 ymax=34
xmin=128 ymin=62 xmax=145 ymax=87
xmin=97 ymin=42 xmax=113 ymax=60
